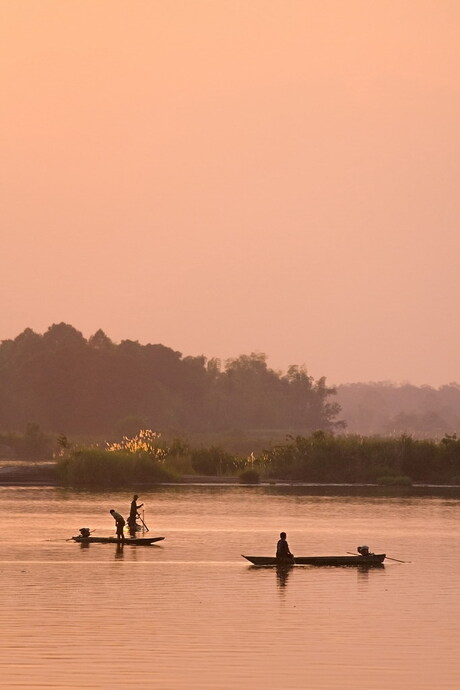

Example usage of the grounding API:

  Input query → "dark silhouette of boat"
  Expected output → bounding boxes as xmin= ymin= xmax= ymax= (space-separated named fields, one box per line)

xmin=72 ymin=535 xmax=164 ymax=546
xmin=242 ymin=553 xmax=385 ymax=566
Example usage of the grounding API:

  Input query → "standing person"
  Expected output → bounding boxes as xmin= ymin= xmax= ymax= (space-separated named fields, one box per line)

xmin=276 ymin=532 xmax=294 ymax=562
xmin=109 ymin=509 xmax=125 ymax=543
xmin=128 ymin=494 xmax=144 ymax=530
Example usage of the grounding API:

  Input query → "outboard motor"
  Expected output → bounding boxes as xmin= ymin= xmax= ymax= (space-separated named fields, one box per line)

xmin=357 ymin=545 xmax=371 ymax=556
xmin=79 ymin=527 xmax=91 ymax=538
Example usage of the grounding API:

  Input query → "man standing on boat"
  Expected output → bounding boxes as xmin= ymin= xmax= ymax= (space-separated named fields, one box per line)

xmin=276 ymin=532 xmax=294 ymax=562
xmin=128 ymin=494 xmax=144 ymax=531
xmin=109 ymin=509 xmax=126 ymax=543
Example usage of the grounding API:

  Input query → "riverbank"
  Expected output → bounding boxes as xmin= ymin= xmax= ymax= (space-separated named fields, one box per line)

xmin=0 ymin=461 xmax=297 ymax=486
xmin=1 ymin=460 xmax=460 ymax=491
xmin=0 ymin=461 xmax=57 ymax=485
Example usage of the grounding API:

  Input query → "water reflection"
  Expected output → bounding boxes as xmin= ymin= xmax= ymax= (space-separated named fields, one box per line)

xmin=1 ymin=486 xmax=459 ymax=690
xmin=356 ymin=563 xmax=384 ymax=581
xmin=275 ymin=564 xmax=292 ymax=588
xmin=246 ymin=562 xmax=384 ymax=591
xmin=246 ymin=564 xmax=293 ymax=590
xmin=267 ymin=484 xmax=460 ymax=499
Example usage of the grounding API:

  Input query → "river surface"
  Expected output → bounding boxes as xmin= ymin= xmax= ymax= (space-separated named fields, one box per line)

xmin=0 ymin=484 xmax=459 ymax=689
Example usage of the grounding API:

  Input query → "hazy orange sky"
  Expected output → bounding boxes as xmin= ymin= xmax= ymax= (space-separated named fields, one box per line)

xmin=1 ymin=1 xmax=459 ymax=385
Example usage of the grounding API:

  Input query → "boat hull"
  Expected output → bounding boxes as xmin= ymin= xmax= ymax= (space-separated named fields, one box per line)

xmin=242 ymin=554 xmax=385 ymax=566
xmin=72 ymin=536 xmax=164 ymax=545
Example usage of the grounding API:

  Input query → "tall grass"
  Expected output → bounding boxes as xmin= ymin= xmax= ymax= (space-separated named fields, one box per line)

xmin=57 ymin=432 xmax=460 ymax=486
xmin=263 ymin=432 xmax=460 ymax=483
xmin=57 ymin=448 xmax=176 ymax=488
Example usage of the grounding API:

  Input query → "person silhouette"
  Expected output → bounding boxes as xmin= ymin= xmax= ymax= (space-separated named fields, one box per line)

xmin=128 ymin=494 xmax=144 ymax=530
xmin=276 ymin=532 xmax=294 ymax=563
xmin=109 ymin=509 xmax=125 ymax=543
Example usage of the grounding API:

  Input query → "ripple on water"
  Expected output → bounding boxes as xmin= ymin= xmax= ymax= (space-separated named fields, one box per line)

xmin=0 ymin=486 xmax=459 ymax=689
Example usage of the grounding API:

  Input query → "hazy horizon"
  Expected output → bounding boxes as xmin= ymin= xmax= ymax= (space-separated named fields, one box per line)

xmin=2 ymin=1 xmax=459 ymax=387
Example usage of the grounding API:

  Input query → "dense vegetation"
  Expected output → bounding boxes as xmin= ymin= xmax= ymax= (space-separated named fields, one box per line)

xmin=0 ymin=323 xmax=343 ymax=435
xmin=262 ymin=432 xmax=460 ymax=484
xmin=57 ymin=432 xmax=249 ymax=487
xmin=2 ymin=323 xmax=460 ymax=487
xmin=58 ymin=448 xmax=176 ymax=488
xmin=54 ymin=430 xmax=460 ymax=488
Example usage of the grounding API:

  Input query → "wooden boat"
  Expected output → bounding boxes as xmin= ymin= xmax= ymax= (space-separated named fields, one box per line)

xmin=242 ymin=553 xmax=385 ymax=566
xmin=72 ymin=535 xmax=165 ymax=546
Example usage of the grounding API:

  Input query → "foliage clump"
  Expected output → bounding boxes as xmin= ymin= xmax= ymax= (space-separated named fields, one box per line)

xmin=239 ymin=468 xmax=260 ymax=484
xmin=58 ymin=430 xmax=175 ymax=487
xmin=261 ymin=432 xmax=460 ymax=484
xmin=190 ymin=446 xmax=239 ymax=475
xmin=58 ymin=448 xmax=176 ymax=487
xmin=106 ymin=429 xmax=168 ymax=460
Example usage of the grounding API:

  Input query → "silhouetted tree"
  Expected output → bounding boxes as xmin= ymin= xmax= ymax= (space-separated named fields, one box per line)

xmin=0 ymin=325 xmax=343 ymax=435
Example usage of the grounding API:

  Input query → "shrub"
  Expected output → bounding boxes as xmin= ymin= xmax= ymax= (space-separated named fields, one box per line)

xmin=190 ymin=446 xmax=236 ymax=475
xmin=164 ymin=453 xmax=195 ymax=475
xmin=57 ymin=448 xmax=176 ymax=487
xmin=107 ymin=429 xmax=168 ymax=460
xmin=239 ymin=469 xmax=260 ymax=484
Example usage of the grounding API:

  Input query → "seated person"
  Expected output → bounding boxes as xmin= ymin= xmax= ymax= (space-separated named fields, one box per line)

xmin=276 ymin=532 xmax=294 ymax=562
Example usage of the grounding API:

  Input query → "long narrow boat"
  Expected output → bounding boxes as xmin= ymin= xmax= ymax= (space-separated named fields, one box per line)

xmin=242 ymin=554 xmax=385 ymax=566
xmin=72 ymin=536 xmax=165 ymax=546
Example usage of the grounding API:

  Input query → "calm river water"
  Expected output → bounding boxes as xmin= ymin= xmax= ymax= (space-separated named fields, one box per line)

xmin=0 ymin=484 xmax=459 ymax=689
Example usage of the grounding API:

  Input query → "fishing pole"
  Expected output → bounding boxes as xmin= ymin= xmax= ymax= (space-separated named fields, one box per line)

xmin=137 ymin=510 xmax=149 ymax=532
xmin=384 ymin=555 xmax=409 ymax=563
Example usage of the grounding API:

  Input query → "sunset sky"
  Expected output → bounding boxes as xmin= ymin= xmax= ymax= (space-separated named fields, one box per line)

xmin=1 ymin=1 xmax=459 ymax=386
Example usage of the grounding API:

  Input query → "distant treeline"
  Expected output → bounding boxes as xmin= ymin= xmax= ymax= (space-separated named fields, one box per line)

xmin=0 ymin=323 xmax=342 ymax=436
xmin=0 ymin=423 xmax=53 ymax=460
xmin=337 ymin=382 xmax=460 ymax=438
